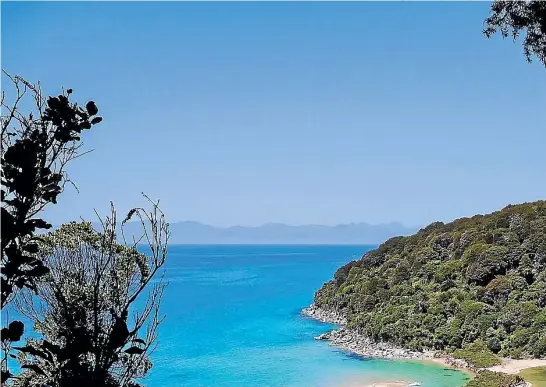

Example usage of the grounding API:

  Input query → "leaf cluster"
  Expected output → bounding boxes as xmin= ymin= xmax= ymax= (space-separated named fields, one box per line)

xmin=484 ymin=0 xmax=546 ymax=66
xmin=12 ymin=201 xmax=169 ymax=387
xmin=1 ymin=72 xmax=101 ymax=384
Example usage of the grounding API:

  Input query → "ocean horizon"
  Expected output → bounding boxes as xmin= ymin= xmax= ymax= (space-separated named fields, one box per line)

xmin=145 ymin=245 xmax=471 ymax=387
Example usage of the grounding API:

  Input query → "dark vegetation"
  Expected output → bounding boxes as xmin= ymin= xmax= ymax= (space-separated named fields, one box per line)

xmin=314 ymin=201 xmax=546 ymax=365
xmin=1 ymin=72 xmax=169 ymax=387
xmin=1 ymin=71 xmax=102 ymax=384
xmin=1 ymin=71 xmax=101 ymax=309
xmin=13 ymin=205 xmax=169 ymax=387
xmin=484 ymin=0 xmax=546 ymax=67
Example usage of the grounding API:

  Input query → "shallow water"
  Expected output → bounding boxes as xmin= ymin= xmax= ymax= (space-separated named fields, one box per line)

xmin=146 ymin=245 xmax=471 ymax=387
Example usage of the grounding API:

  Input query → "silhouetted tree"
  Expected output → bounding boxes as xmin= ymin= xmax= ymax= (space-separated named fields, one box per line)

xmin=484 ymin=0 xmax=546 ymax=67
xmin=1 ymin=71 xmax=101 ymax=383
xmin=13 ymin=196 xmax=169 ymax=387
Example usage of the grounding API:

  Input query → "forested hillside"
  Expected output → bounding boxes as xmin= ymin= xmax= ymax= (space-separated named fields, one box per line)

xmin=314 ymin=201 xmax=546 ymax=362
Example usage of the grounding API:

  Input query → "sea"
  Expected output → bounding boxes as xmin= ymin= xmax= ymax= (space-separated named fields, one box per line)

xmin=145 ymin=245 xmax=471 ymax=387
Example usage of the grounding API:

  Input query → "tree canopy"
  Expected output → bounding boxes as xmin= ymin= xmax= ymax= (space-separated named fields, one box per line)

xmin=484 ymin=1 xmax=546 ymax=67
xmin=314 ymin=201 xmax=546 ymax=365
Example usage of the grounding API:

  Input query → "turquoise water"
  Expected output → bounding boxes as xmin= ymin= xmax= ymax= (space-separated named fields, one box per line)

xmin=146 ymin=245 xmax=471 ymax=387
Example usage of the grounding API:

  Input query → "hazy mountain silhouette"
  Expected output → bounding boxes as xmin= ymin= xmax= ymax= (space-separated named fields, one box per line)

xmin=115 ymin=220 xmax=418 ymax=244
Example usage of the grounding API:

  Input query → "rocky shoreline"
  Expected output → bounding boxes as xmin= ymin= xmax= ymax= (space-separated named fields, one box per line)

xmin=312 ymin=328 xmax=436 ymax=361
xmin=301 ymin=304 xmax=347 ymax=325
xmin=301 ymin=304 xmax=471 ymax=368
xmin=301 ymin=304 xmax=537 ymax=387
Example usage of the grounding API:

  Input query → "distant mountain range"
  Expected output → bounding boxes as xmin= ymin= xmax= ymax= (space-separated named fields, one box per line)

xmin=115 ymin=220 xmax=419 ymax=245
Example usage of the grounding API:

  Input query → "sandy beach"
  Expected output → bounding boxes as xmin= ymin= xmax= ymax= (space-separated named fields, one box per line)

xmin=486 ymin=359 xmax=546 ymax=375
xmin=423 ymin=357 xmax=474 ymax=373
xmin=359 ymin=382 xmax=411 ymax=387
xmin=338 ymin=380 xmax=416 ymax=387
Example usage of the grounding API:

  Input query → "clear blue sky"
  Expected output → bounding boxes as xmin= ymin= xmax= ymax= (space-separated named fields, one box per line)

xmin=2 ymin=2 xmax=545 ymax=227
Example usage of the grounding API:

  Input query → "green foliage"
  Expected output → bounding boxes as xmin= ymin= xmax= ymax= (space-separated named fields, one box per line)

xmin=519 ymin=366 xmax=546 ymax=387
xmin=13 ymin=198 xmax=169 ymax=387
xmin=465 ymin=371 xmax=523 ymax=387
xmin=453 ymin=341 xmax=501 ymax=368
xmin=314 ymin=201 xmax=546 ymax=360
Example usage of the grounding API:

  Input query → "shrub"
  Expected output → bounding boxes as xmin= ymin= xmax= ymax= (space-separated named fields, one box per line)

xmin=453 ymin=341 xmax=501 ymax=368
xmin=465 ymin=371 xmax=523 ymax=387
xmin=510 ymin=348 xmax=523 ymax=360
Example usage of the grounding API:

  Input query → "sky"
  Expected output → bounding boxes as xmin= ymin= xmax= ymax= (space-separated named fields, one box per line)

xmin=1 ymin=2 xmax=545 ymax=228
